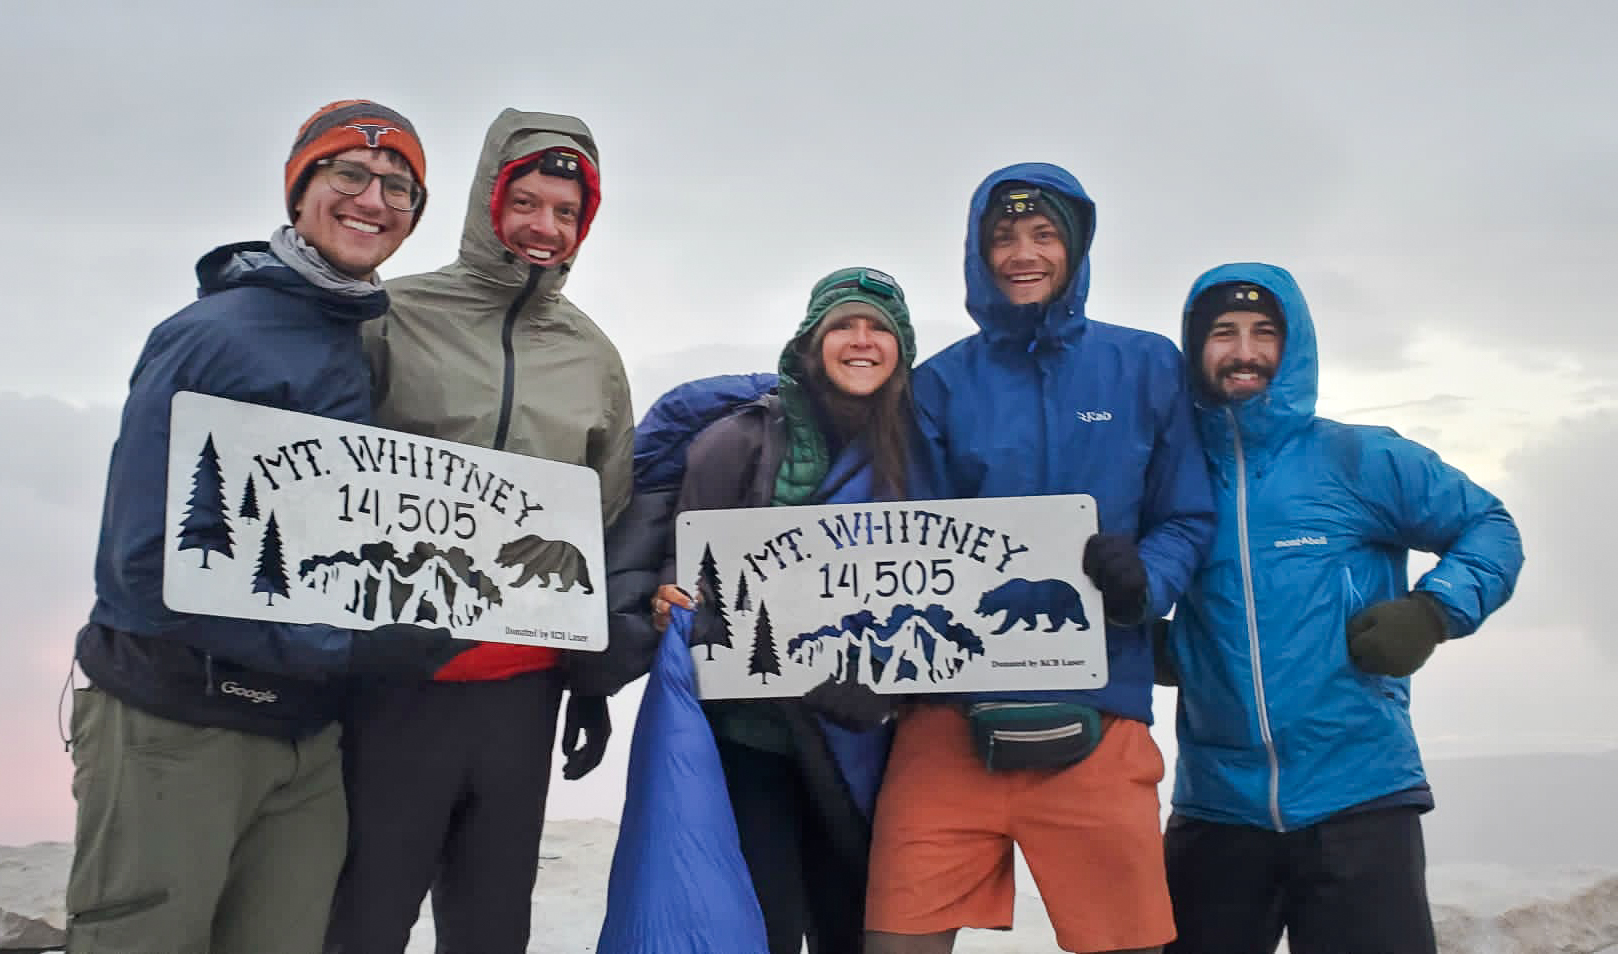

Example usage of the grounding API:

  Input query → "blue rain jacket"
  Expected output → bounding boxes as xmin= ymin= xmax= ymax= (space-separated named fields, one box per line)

xmin=913 ymin=163 xmax=1216 ymax=722
xmin=1166 ymin=263 xmax=1524 ymax=830
xmin=87 ymin=243 xmax=380 ymax=673
xmin=77 ymin=242 xmax=385 ymax=737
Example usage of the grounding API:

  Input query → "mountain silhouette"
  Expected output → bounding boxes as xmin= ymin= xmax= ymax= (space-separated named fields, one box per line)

xmin=298 ymin=539 xmax=503 ymax=626
xmin=787 ymin=604 xmax=984 ymax=685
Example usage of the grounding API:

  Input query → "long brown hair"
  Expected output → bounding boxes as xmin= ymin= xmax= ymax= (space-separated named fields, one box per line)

xmin=797 ymin=342 xmax=913 ymax=499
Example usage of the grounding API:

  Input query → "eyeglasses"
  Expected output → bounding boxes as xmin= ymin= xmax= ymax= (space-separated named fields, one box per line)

xmin=314 ymin=159 xmax=424 ymax=213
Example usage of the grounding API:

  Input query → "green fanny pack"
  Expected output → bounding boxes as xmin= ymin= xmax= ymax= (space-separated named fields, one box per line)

xmin=966 ymin=701 xmax=1106 ymax=772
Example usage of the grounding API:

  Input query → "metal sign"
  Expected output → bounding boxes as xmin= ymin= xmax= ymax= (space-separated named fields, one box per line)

xmin=676 ymin=494 xmax=1105 ymax=699
xmin=163 ymin=392 xmax=606 ymax=649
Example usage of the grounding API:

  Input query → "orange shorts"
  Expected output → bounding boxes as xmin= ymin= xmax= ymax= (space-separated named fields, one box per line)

xmin=866 ymin=704 xmax=1174 ymax=952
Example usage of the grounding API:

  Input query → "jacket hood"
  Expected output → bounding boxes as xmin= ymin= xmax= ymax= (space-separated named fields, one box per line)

xmin=774 ymin=267 xmax=917 ymax=506
xmin=964 ymin=163 xmax=1096 ymax=351
xmin=1181 ymin=262 xmax=1317 ymax=454
xmin=197 ymin=241 xmax=388 ymax=324
xmin=458 ymin=109 xmax=601 ymax=291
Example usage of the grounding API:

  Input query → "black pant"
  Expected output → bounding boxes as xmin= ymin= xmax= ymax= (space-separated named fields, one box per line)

xmin=717 ymin=738 xmax=866 ymax=954
xmin=325 ymin=669 xmax=566 ymax=954
xmin=1164 ymin=807 xmax=1437 ymax=954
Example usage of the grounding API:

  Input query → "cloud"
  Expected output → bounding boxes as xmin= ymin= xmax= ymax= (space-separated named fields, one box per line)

xmin=0 ymin=395 xmax=119 ymax=844
xmin=1493 ymin=410 xmax=1617 ymax=644
xmin=1341 ymin=394 xmax=1475 ymax=418
xmin=6 ymin=1 xmax=1615 ymax=408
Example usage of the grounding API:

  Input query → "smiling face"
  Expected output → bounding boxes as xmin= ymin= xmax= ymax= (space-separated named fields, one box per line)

xmin=1200 ymin=310 xmax=1284 ymax=401
xmin=498 ymin=169 xmax=583 ymax=266
xmin=987 ymin=212 xmax=1069 ymax=306
xmin=292 ymin=147 xmax=415 ymax=278
xmin=816 ymin=306 xmax=899 ymax=398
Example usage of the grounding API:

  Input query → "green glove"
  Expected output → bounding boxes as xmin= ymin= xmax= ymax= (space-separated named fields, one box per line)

xmin=1346 ymin=593 xmax=1447 ymax=677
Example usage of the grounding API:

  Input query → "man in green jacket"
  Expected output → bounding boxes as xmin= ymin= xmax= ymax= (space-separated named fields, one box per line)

xmin=326 ymin=108 xmax=634 ymax=954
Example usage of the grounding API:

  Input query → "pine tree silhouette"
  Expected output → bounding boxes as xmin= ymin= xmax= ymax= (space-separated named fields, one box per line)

xmin=689 ymin=544 xmax=732 ymax=660
xmin=239 ymin=476 xmax=261 ymax=522
xmin=734 ymin=571 xmax=752 ymax=613
xmin=253 ymin=512 xmax=291 ymax=605
xmin=177 ymin=433 xmax=234 ymax=568
xmin=748 ymin=602 xmax=780 ymax=684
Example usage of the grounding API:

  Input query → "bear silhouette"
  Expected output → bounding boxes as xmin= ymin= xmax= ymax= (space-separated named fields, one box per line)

xmin=496 ymin=534 xmax=594 ymax=594
xmin=976 ymin=578 xmax=1090 ymax=634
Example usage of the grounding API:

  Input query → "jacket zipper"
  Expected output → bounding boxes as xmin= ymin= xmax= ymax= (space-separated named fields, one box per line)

xmin=1035 ymin=341 xmax=1052 ymax=496
xmin=1230 ymin=408 xmax=1284 ymax=831
xmin=492 ymin=267 xmax=542 ymax=451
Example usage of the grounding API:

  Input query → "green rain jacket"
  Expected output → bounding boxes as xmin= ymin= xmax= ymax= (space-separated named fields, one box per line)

xmin=364 ymin=109 xmax=634 ymax=681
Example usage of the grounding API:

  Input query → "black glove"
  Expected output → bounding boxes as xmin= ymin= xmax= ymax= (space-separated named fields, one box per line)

xmin=803 ymin=676 xmax=892 ymax=733
xmin=561 ymin=694 xmax=611 ymax=780
xmin=1151 ymin=617 xmax=1178 ymax=687
xmin=348 ymin=624 xmax=470 ymax=680
xmin=1082 ymin=534 xmax=1150 ymax=625
xmin=1347 ymin=593 xmax=1447 ymax=678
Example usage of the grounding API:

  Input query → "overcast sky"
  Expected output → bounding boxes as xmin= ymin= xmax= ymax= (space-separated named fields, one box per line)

xmin=1 ymin=0 xmax=1613 ymax=845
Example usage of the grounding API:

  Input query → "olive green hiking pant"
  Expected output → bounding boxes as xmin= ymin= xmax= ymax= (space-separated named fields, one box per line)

xmin=66 ymin=688 xmax=346 ymax=954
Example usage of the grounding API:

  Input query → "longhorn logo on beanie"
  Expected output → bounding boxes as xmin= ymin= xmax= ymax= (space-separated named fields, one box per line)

xmin=285 ymin=99 xmax=427 ymax=226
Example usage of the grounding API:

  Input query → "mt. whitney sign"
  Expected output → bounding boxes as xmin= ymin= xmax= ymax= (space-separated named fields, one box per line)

xmin=163 ymin=392 xmax=606 ymax=649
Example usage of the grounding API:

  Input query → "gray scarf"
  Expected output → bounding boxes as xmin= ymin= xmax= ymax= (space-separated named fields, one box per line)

xmin=269 ymin=225 xmax=383 ymax=298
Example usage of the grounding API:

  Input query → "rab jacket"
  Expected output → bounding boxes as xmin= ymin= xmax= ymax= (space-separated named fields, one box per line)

xmin=1166 ymin=262 xmax=1524 ymax=830
xmin=365 ymin=109 xmax=634 ymax=683
xmin=912 ymin=162 xmax=1216 ymax=723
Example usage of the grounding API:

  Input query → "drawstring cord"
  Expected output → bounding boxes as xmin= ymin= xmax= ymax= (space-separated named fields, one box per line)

xmin=57 ymin=654 xmax=78 ymax=752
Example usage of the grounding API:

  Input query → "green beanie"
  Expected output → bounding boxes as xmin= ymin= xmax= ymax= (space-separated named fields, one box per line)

xmin=773 ymin=267 xmax=916 ymax=506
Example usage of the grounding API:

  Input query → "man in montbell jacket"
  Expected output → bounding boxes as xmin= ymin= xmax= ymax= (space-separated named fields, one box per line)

xmin=68 ymin=100 xmax=465 ymax=954
xmin=326 ymin=108 xmax=634 ymax=954
xmin=1160 ymin=264 xmax=1524 ymax=954
xmin=864 ymin=164 xmax=1215 ymax=954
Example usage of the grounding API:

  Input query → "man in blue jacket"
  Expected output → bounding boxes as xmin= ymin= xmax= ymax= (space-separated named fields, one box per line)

xmin=67 ymin=100 xmax=465 ymax=954
xmin=1161 ymin=264 xmax=1524 ymax=954
xmin=864 ymin=164 xmax=1215 ymax=954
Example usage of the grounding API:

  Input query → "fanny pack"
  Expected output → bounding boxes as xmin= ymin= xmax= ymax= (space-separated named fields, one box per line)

xmin=966 ymin=701 xmax=1106 ymax=772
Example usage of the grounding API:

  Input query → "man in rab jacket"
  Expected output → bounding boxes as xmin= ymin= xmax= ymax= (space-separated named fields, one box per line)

xmin=864 ymin=164 xmax=1215 ymax=954
xmin=1160 ymin=264 xmax=1523 ymax=954
xmin=325 ymin=108 xmax=633 ymax=954
xmin=68 ymin=99 xmax=465 ymax=954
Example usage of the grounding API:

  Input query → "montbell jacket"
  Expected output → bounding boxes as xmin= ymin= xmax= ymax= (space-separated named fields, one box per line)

xmin=364 ymin=109 xmax=634 ymax=683
xmin=1166 ymin=262 xmax=1524 ymax=831
xmin=912 ymin=162 xmax=1216 ymax=723
xmin=80 ymin=242 xmax=386 ymax=738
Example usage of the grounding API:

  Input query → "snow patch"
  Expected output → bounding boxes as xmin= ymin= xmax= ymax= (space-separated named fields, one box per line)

xmin=3 ymin=828 xmax=1615 ymax=953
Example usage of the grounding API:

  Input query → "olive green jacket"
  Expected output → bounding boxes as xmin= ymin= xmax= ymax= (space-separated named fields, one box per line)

xmin=364 ymin=109 xmax=632 ymax=530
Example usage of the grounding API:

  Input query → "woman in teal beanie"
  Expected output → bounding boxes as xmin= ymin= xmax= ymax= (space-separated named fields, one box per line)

xmin=646 ymin=266 xmax=920 ymax=954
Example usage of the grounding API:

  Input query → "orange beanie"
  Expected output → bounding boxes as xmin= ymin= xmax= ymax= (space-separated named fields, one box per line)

xmin=285 ymin=99 xmax=427 ymax=226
